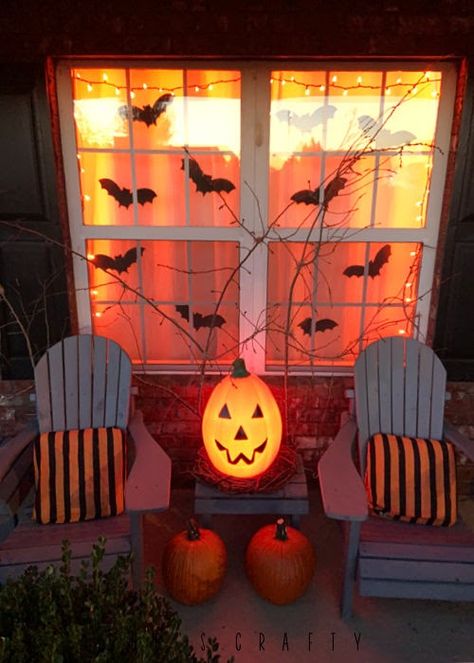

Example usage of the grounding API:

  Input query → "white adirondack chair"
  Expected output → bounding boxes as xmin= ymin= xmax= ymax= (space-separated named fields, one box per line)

xmin=319 ymin=336 xmax=474 ymax=618
xmin=0 ymin=335 xmax=171 ymax=586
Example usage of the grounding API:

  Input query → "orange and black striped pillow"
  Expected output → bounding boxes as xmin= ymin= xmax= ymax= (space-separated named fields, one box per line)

xmin=33 ymin=428 xmax=126 ymax=524
xmin=365 ymin=433 xmax=457 ymax=527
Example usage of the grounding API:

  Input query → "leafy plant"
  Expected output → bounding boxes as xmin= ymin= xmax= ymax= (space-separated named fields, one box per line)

xmin=0 ymin=537 xmax=232 ymax=663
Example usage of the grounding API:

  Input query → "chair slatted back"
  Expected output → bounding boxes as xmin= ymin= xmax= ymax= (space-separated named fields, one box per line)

xmin=354 ymin=336 xmax=446 ymax=471
xmin=35 ymin=335 xmax=132 ymax=433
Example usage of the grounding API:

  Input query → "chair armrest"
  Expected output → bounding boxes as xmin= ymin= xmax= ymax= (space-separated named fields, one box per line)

xmin=125 ymin=410 xmax=172 ymax=513
xmin=444 ymin=420 xmax=474 ymax=461
xmin=318 ymin=414 xmax=368 ymax=522
xmin=0 ymin=420 xmax=38 ymax=483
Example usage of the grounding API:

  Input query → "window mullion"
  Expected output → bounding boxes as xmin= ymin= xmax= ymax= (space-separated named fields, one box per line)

xmin=239 ymin=66 xmax=271 ymax=374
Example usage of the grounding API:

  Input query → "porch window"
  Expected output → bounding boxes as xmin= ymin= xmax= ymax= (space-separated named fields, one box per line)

xmin=57 ymin=62 xmax=456 ymax=373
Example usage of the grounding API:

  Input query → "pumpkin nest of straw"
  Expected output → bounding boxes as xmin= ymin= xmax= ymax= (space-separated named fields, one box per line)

xmin=193 ymin=444 xmax=299 ymax=493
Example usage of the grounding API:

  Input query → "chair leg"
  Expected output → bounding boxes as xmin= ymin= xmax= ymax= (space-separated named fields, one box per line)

xmin=130 ymin=511 xmax=144 ymax=588
xmin=341 ymin=521 xmax=360 ymax=619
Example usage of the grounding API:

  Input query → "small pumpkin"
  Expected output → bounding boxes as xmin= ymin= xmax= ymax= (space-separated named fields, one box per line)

xmin=245 ymin=518 xmax=316 ymax=605
xmin=202 ymin=358 xmax=282 ymax=479
xmin=162 ymin=519 xmax=227 ymax=605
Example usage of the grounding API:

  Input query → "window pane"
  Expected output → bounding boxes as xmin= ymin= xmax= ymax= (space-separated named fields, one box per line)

xmin=73 ymin=67 xmax=240 ymax=227
xmin=269 ymin=68 xmax=442 ymax=230
xmin=266 ymin=240 xmax=421 ymax=368
xmin=88 ymin=240 xmax=239 ymax=366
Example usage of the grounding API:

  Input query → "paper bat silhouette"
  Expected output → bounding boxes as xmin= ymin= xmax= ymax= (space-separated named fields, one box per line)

xmin=343 ymin=244 xmax=391 ymax=279
xmin=99 ymin=178 xmax=156 ymax=209
xmin=175 ymin=304 xmax=226 ymax=330
xmin=276 ymin=104 xmax=337 ymax=132
xmin=358 ymin=115 xmax=416 ymax=148
xmin=91 ymin=247 xmax=145 ymax=274
xmin=118 ymin=93 xmax=173 ymax=127
xmin=298 ymin=317 xmax=338 ymax=335
xmin=181 ymin=157 xmax=235 ymax=196
xmin=291 ymin=176 xmax=347 ymax=206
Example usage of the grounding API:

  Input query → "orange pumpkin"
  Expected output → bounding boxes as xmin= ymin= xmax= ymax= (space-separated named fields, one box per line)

xmin=202 ymin=358 xmax=282 ymax=478
xmin=245 ymin=518 xmax=316 ymax=605
xmin=162 ymin=519 xmax=227 ymax=605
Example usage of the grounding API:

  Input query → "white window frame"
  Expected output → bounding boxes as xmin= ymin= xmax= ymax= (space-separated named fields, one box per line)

xmin=57 ymin=60 xmax=457 ymax=375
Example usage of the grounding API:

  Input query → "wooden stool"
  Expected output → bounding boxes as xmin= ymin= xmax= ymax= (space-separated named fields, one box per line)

xmin=194 ymin=457 xmax=309 ymax=528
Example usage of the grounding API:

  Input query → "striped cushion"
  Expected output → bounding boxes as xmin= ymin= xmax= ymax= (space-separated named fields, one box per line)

xmin=33 ymin=428 xmax=126 ymax=524
xmin=365 ymin=433 xmax=457 ymax=527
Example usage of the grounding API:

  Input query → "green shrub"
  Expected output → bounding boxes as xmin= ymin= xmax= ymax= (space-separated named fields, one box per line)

xmin=0 ymin=537 xmax=232 ymax=663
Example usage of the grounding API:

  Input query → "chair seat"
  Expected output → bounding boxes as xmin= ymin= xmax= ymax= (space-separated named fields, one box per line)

xmin=0 ymin=496 xmax=132 ymax=581
xmin=361 ymin=514 xmax=474 ymax=549
xmin=358 ymin=514 xmax=474 ymax=601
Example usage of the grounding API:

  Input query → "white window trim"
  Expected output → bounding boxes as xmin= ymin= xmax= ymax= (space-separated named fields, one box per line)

xmin=57 ymin=60 xmax=457 ymax=375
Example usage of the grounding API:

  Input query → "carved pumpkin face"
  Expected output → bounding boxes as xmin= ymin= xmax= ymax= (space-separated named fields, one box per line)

xmin=202 ymin=359 xmax=282 ymax=478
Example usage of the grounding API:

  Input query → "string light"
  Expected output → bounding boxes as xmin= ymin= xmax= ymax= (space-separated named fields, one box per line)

xmin=72 ymin=70 xmax=441 ymax=99
xmin=130 ymin=90 xmax=136 ymax=99
xmin=94 ymin=311 xmax=102 ymax=318
xmin=83 ymin=194 xmax=91 ymax=202
xmin=87 ymin=253 xmax=95 ymax=260
xmin=305 ymin=86 xmax=310 ymax=96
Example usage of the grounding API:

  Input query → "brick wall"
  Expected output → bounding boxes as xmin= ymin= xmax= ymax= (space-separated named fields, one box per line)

xmin=135 ymin=374 xmax=352 ymax=487
xmin=133 ymin=375 xmax=474 ymax=496
xmin=1 ymin=376 xmax=473 ymax=496
xmin=0 ymin=2 xmax=474 ymax=59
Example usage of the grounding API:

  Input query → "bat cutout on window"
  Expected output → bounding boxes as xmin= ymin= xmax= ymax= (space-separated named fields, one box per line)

xmin=118 ymin=93 xmax=173 ymax=127
xmin=276 ymin=104 xmax=337 ymax=133
xmin=291 ymin=176 xmax=347 ymax=206
xmin=181 ymin=157 xmax=235 ymax=196
xmin=91 ymin=247 xmax=145 ymax=275
xmin=99 ymin=178 xmax=157 ymax=209
xmin=343 ymin=244 xmax=391 ymax=279
xmin=175 ymin=304 xmax=226 ymax=330
xmin=298 ymin=317 xmax=338 ymax=335
xmin=358 ymin=115 xmax=416 ymax=149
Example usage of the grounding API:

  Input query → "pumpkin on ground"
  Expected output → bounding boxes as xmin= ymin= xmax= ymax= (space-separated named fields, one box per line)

xmin=202 ymin=358 xmax=282 ymax=479
xmin=162 ymin=519 xmax=227 ymax=605
xmin=245 ymin=518 xmax=316 ymax=605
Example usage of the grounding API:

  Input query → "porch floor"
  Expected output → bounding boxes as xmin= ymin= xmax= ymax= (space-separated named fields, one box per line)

xmin=143 ymin=486 xmax=474 ymax=663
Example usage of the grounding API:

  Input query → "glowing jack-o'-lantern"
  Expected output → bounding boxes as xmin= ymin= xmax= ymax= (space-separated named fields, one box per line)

xmin=202 ymin=359 xmax=282 ymax=478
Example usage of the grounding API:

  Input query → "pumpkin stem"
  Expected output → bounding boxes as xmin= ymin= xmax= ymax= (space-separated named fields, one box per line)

xmin=186 ymin=518 xmax=201 ymax=541
xmin=275 ymin=518 xmax=289 ymax=541
xmin=231 ymin=358 xmax=250 ymax=378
